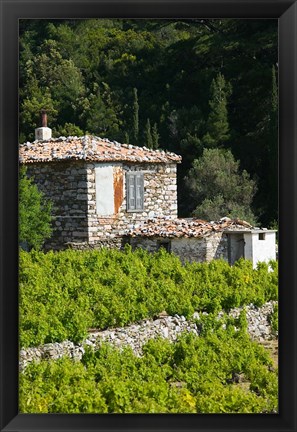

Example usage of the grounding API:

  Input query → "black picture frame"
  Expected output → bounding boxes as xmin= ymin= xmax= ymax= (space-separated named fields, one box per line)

xmin=0 ymin=1 xmax=296 ymax=431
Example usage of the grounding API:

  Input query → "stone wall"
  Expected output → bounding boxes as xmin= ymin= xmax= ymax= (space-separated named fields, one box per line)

xmin=66 ymin=237 xmax=124 ymax=251
xmin=86 ymin=162 xmax=178 ymax=246
xmin=26 ymin=161 xmax=89 ymax=249
xmin=171 ymin=237 xmax=206 ymax=263
xmin=26 ymin=160 xmax=178 ymax=250
xmin=205 ymin=232 xmax=228 ymax=261
xmin=128 ymin=237 xmax=162 ymax=253
xmin=127 ymin=235 xmax=228 ymax=264
xmin=19 ymin=301 xmax=278 ymax=370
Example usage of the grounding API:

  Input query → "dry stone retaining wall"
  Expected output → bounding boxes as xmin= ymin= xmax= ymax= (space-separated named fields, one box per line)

xmin=19 ymin=301 xmax=277 ymax=371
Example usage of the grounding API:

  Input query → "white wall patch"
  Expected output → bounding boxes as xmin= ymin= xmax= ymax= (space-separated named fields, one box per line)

xmin=95 ymin=164 xmax=114 ymax=216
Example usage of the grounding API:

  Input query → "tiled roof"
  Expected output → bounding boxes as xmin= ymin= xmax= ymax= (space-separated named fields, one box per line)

xmin=125 ymin=217 xmax=253 ymax=238
xmin=19 ymin=135 xmax=182 ymax=164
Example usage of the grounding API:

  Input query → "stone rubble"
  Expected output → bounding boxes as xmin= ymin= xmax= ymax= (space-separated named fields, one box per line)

xmin=19 ymin=301 xmax=277 ymax=371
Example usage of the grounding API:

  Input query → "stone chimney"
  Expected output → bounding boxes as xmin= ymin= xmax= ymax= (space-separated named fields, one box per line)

xmin=35 ymin=109 xmax=52 ymax=140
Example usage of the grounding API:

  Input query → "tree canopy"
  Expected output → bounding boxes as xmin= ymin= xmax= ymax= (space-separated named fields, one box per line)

xmin=185 ymin=148 xmax=257 ymax=223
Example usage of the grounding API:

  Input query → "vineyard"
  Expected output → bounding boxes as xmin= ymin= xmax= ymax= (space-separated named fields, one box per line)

xmin=19 ymin=247 xmax=278 ymax=413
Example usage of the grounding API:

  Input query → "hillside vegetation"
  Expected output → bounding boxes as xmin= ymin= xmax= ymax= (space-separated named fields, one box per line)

xmin=20 ymin=317 xmax=278 ymax=413
xmin=20 ymin=247 xmax=278 ymax=348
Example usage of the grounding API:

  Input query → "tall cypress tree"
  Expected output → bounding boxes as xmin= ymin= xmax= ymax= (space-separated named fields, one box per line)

xmin=124 ymin=131 xmax=130 ymax=144
xmin=132 ymin=88 xmax=139 ymax=145
xmin=152 ymin=123 xmax=159 ymax=149
xmin=144 ymin=118 xmax=153 ymax=149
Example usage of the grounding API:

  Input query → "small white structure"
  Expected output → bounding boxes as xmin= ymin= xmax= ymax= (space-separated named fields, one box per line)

xmin=227 ymin=229 xmax=277 ymax=268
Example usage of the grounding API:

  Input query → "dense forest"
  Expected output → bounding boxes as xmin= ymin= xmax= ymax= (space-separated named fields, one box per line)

xmin=19 ymin=19 xmax=278 ymax=227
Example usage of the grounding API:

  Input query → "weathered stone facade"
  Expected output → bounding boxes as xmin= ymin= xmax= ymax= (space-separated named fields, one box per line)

xmin=86 ymin=162 xmax=177 ymax=245
xmin=26 ymin=161 xmax=89 ymax=249
xmin=26 ymin=161 xmax=178 ymax=250
xmin=128 ymin=233 xmax=228 ymax=264
xmin=205 ymin=232 xmax=228 ymax=261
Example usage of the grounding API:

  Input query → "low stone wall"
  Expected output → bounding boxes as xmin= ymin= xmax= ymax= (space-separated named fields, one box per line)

xmin=128 ymin=237 xmax=162 ymax=253
xmin=127 ymin=234 xmax=229 ymax=264
xmin=19 ymin=301 xmax=277 ymax=371
xmin=65 ymin=237 xmax=124 ymax=250
xmin=171 ymin=237 xmax=206 ymax=263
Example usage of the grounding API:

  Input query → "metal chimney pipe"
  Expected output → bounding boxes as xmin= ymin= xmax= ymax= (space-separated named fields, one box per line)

xmin=41 ymin=109 xmax=48 ymax=128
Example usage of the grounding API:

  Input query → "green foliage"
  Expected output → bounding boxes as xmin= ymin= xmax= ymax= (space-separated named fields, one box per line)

xmin=202 ymin=73 xmax=231 ymax=148
xmin=19 ymin=248 xmax=278 ymax=348
xmin=19 ymin=78 xmax=58 ymax=143
xmin=185 ymin=148 xmax=257 ymax=223
xmin=82 ymin=82 xmax=122 ymax=138
xmin=19 ymin=167 xmax=52 ymax=250
xmin=53 ymin=122 xmax=84 ymax=137
xmin=19 ymin=326 xmax=278 ymax=413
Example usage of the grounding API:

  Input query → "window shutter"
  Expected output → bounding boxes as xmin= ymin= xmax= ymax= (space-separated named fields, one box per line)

xmin=127 ymin=174 xmax=135 ymax=210
xmin=135 ymin=173 xmax=144 ymax=210
xmin=127 ymin=172 xmax=144 ymax=211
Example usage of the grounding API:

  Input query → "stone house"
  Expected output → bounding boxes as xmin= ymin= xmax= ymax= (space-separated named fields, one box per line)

xmin=19 ymin=120 xmax=276 ymax=267
xmin=19 ymin=122 xmax=181 ymax=250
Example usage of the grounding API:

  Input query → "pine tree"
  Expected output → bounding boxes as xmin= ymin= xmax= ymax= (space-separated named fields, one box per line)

xmin=132 ymin=88 xmax=139 ymax=144
xmin=202 ymin=73 xmax=231 ymax=148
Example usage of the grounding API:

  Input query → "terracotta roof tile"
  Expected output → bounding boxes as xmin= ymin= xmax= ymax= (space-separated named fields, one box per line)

xmin=125 ymin=217 xmax=253 ymax=238
xmin=19 ymin=135 xmax=182 ymax=164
